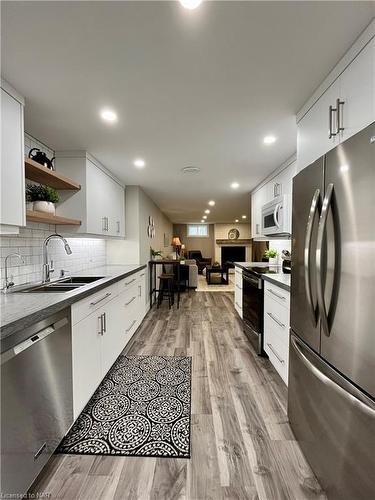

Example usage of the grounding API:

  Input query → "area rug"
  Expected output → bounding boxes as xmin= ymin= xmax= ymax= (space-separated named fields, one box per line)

xmin=58 ymin=355 xmax=192 ymax=458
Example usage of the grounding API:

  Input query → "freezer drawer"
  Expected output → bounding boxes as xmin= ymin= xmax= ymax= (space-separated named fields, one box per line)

xmin=288 ymin=333 xmax=375 ymax=500
xmin=1 ymin=309 xmax=73 ymax=497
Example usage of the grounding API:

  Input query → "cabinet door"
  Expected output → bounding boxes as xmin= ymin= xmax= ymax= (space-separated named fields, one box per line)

xmin=101 ymin=296 xmax=124 ymax=375
xmin=108 ymin=179 xmax=125 ymax=237
xmin=339 ymin=38 xmax=375 ymax=143
xmin=72 ymin=310 xmax=103 ymax=418
xmin=297 ymin=82 xmax=339 ymax=172
xmin=251 ymin=185 xmax=267 ymax=238
xmin=86 ymin=160 xmax=111 ymax=235
xmin=1 ymin=89 xmax=25 ymax=229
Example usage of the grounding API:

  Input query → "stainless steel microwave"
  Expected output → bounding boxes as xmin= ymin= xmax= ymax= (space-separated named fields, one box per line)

xmin=261 ymin=195 xmax=290 ymax=236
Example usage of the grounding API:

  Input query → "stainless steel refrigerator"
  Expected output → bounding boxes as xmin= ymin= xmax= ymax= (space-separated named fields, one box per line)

xmin=288 ymin=122 xmax=375 ymax=500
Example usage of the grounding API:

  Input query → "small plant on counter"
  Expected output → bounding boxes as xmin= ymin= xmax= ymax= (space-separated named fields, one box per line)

xmin=264 ymin=248 xmax=279 ymax=266
xmin=264 ymin=249 xmax=278 ymax=259
xmin=150 ymin=247 xmax=163 ymax=260
xmin=26 ymin=184 xmax=60 ymax=215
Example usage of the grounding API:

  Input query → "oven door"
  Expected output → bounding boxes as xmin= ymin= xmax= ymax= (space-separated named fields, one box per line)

xmin=242 ymin=273 xmax=264 ymax=355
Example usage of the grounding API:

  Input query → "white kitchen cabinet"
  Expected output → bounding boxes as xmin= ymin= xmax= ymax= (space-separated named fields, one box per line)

xmin=339 ymin=38 xmax=375 ymax=142
xmin=72 ymin=307 xmax=103 ymax=417
xmin=297 ymin=37 xmax=375 ymax=172
xmin=0 ymin=85 xmax=25 ymax=234
xmin=251 ymin=185 xmax=268 ymax=238
xmin=234 ymin=267 xmax=243 ymax=318
xmin=71 ymin=270 xmax=146 ymax=417
xmin=55 ymin=152 xmax=125 ymax=237
xmin=263 ymin=280 xmax=290 ymax=385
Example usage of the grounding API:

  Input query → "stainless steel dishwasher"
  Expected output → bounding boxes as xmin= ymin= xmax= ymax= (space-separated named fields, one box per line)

xmin=1 ymin=308 xmax=73 ymax=497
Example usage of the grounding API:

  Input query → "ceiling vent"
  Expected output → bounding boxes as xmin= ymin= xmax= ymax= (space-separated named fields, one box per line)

xmin=181 ymin=166 xmax=200 ymax=174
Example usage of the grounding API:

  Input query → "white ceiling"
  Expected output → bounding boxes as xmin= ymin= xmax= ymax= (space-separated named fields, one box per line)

xmin=2 ymin=1 xmax=374 ymax=223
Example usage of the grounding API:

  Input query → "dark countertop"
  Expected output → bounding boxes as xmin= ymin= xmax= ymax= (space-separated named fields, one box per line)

xmin=0 ymin=265 xmax=146 ymax=348
xmin=262 ymin=273 xmax=291 ymax=292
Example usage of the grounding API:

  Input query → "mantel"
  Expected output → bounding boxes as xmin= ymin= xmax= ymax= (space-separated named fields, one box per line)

xmin=216 ymin=239 xmax=252 ymax=245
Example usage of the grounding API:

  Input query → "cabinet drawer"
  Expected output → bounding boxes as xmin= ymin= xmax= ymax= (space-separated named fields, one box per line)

xmin=264 ymin=281 xmax=290 ymax=309
xmin=72 ymin=283 xmax=118 ymax=325
xmin=118 ymin=271 xmax=144 ymax=292
xmin=265 ymin=338 xmax=289 ymax=385
xmin=264 ymin=298 xmax=289 ymax=342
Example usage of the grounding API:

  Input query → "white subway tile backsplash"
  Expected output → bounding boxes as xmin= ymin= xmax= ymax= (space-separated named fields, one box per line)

xmin=0 ymin=225 xmax=106 ymax=286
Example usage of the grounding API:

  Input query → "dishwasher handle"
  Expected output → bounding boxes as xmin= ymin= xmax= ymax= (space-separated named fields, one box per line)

xmin=2 ymin=317 xmax=69 ymax=363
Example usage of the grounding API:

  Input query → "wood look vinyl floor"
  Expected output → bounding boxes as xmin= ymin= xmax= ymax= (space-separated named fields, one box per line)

xmin=32 ymin=291 xmax=326 ymax=500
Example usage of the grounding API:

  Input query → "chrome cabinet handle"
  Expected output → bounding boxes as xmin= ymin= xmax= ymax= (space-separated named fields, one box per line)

xmin=125 ymin=296 xmax=136 ymax=306
xmin=106 ymin=217 xmax=109 ymax=231
xmin=328 ymin=104 xmax=337 ymax=139
xmin=126 ymin=320 xmax=137 ymax=333
xmin=90 ymin=292 xmax=111 ymax=306
xmin=117 ymin=221 xmax=120 ymax=233
xmin=235 ymin=284 xmax=242 ymax=290
xmin=98 ymin=315 xmax=104 ymax=336
xmin=304 ymin=189 xmax=320 ymax=326
xmin=139 ymin=285 xmax=142 ymax=297
xmin=125 ymin=278 xmax=136 ymax=286
xmin=102 ymin=312 xmax=106 ymax=333
xmin=102 ymin=217 xmax=106 ymax=232
xmin=266 ymin=343 xmax=284 ymax=364
xmin=336 ymin=98 xmax=345 ymax=134
xmin=316 ymin=183 xmax=334 ymax=337
xmin=268 ymin=289 xmax=286 ymax=300
xmin=235 ymin=301 xmax=242 ymax=308
xmin=267 ymin=311 xmax=286 ymax=329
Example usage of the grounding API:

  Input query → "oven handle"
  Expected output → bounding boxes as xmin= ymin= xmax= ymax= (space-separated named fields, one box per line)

xmin=243 ymin=274 xmax=262 ymax=289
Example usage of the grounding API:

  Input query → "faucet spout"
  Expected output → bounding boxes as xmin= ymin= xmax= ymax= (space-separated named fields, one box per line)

xmin=42 ymin=234 xmax=72 ymax=282
xmin=3 ymin=253 xmax=24 ymax=292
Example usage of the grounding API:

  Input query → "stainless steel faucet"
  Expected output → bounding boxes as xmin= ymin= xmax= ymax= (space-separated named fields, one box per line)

xmin=3 ymin=253 xmax=24 ymax=292
xmin=42 ymin=234 xmax=72 ymax=282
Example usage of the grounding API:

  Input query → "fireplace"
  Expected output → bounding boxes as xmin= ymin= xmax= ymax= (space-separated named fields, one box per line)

xmin=221 ymin=246 xmax=246 ymax=268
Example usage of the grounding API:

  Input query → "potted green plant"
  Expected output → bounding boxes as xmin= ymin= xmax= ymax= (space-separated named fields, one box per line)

xmin=26 ymin=184 xmax=60 ymax=215
xmin=150 ymin=247 xmax=163 ymax=260
xmin=264 ymin=248 xmax=279 ymax=266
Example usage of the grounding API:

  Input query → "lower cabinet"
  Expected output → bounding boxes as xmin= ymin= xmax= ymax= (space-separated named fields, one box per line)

xmin=263 ymin=281 xmax=290 ymax=385
xmin=71 ymin=270 xmax=146 ymax=418
xmin=234 ymin=267 xmax=243 ymax=318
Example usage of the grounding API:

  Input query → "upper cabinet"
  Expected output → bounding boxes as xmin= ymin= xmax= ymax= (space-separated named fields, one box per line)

xmin=0 ymin=83 xmax=25 ymax=234
xmin=55 ymin=152 xmax=125 ymax=238
xmin=297 ymin=35 xmax=375 ymax=171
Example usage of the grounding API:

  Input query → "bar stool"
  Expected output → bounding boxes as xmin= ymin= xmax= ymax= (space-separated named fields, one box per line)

xmin=157 ymin=273 xmax=175 ymax=309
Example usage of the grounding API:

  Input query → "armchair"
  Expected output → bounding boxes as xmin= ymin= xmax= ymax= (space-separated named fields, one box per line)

xmin=188 ymin=251 xmax=212 ymax=274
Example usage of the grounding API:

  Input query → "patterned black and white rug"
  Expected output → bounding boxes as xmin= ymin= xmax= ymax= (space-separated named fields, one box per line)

xmin=58 ymin=355 xmax=192 ymax=458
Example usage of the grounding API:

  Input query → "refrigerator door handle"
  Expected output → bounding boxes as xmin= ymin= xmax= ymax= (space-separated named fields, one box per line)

xmin=316 ymin=183 xmax=334 ymax=337
xmin=290 ymin=334 xmax=375 ymax=416
xmin=304 ymin=188 xmax=320 ymax=326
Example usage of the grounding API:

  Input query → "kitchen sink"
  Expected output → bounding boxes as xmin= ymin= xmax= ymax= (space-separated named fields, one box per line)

xmin=20 ymin=276 xmax=105 ymax=293
xmin=60 ymin=276 xmax=105 ymax=284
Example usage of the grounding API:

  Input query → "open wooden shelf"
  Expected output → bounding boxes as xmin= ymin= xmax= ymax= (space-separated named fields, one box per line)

xmin=25 ymin=158 xmax=81 ymax=190
xmin=26 ymin=210 xmax=81 ymax=226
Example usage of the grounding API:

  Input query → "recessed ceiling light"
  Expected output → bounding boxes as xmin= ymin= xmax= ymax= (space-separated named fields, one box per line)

xmin=204 ymin=209 xmax=210 ymax=214
xmin=235 ymin=219 xmax=239 ymax=223
xmin=179 ymin=0 xmax=203 ymax=9
xmin=208 ymin=200 xmax=215 ymax=206
xmin=182 ymin=166 xmax=200 ymax=174
xmin=100 ymin=108 xmax=117 ymax=123
xmin=263 ymin=135 xmax=277 ymax=145
xmin=203 ymin=215 xmax=207 ymax=219
xmin=201 ymin=219 xmax=204 ymax=223
xmin=242 ymin=215 xmax=247 ymax=219
xmin=231 ymin=182 xmax=240 ymax=189
xmin=134 ymin=158 xmax=146 ymax=169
